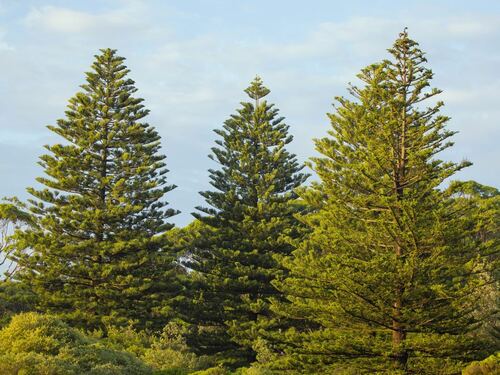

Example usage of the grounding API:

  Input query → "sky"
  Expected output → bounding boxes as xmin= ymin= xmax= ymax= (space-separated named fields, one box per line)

xmin=0 ymin=0 xmax=499 ymax=226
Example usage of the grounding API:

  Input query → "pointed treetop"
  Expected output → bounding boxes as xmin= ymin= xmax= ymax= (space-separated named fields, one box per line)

xmin=94 ymin=48 xmax=123 ymax=64
xmin=391 ymin=27 xmax=420 ymax=53
xmin=100 ymin=47 xmax=117 ymax=54
xmin=244 ymin=76 xmax=270 ymax=101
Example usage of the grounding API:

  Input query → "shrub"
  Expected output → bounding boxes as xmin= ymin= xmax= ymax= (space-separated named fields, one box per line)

xmin=143 ymin=322 xmax=206 ymax=371
xmin=463 ymin=354 xmax=500 ymax=375
xmin=0 ymin=312 xmax=151 ymax=374
xmin=100 ymin=321 xmax=213 ymax=373
xmin=238 ymin=367 xmax=272 ymax=375
xmin=190 ymin=366 xmax=228 ymax=375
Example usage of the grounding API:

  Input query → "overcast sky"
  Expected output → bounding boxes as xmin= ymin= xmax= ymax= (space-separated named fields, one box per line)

xmin=0 ymin=0 xmax=499 ymax=226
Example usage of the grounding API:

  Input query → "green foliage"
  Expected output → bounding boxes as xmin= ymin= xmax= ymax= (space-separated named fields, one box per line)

xmin=190 ymin=367 xmax=228 ymax=375
xmin=0 ymin=281 xmax=37 ymax=327
xmin=14 ymin=48 xmax=179 ymax=331
xmin=0 ymin=198 xmax=33 ymax=279
xmin=97 ymin=322 xmax=212 ymax=373
xmin=235 ymin=366 xmax=273 ymax=375
xmin=446 ymin=180 xmax=499 ymax=255
xmin=446 ymin=181 xmax=499 ymax=344
xmin=0 ymin=312 xmax=151 ymax=374
xmin=0 ymin=199 xmax=33 ymax=226
xmin=142 ymin=323 xmax=202 ymax=371
xmin=265 ymin=30 xmax=493 ymax=374
xmin=182 ymin=77 xmax=308 ymax=367
xmin=95 ymin=324 xmax=152 ymax=358
xmin=462 ymin=353 xmax=500 ymax=375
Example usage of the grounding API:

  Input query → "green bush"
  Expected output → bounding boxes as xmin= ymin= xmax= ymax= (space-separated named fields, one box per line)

xmin=152 ymin=369 xmax=190 ymax=375
xmin=238 ymin=367 xmax=272 ymax=375
xmin=190 ymin=366 xmax=228 ymax=375
xmin=100 ymin=321 xmax=213 ymax=373
xmin=142 ymin=322 xmax=202 ymax=371
xmin=0 ymin=312 xmax=151 ymax=374
xmin=463 ymin=353 xmax=499 ymax=375
xmin=99 ymin=324 xmax=152 ymax=358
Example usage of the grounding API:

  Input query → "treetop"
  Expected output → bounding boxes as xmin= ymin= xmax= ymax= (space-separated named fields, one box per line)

xmin=244 ymin=76 xmax=270 ymax=102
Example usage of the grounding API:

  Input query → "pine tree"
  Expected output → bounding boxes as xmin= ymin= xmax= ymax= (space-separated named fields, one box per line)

xmin=266 ymin=31 xmax=494 ymax=374
xmin=183 ymin=77 xmax=308 ymax=367
xmin=14 ymin=49 xmax=179 ymax=331
xmin=445 ymin=181 xmax=499 ymax=346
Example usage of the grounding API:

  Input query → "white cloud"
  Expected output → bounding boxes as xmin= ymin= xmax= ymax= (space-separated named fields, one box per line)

xmin=24 ymin=6 xmax=98 ymax=33
xmin=23 ymin=2 xmax=151 ymax=34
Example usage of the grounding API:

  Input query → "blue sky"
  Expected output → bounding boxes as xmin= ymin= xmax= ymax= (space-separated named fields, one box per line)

xmin=0 ymin=0 xmax=499 ymax=226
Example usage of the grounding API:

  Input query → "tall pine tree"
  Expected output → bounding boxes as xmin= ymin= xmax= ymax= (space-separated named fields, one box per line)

xmin=15 ymin=49 xmax=179 ymax=331
xmin=183 ymin=77 xmax=308 ymax=367
xmin=266 ymin=31 xmax=494 ymax=374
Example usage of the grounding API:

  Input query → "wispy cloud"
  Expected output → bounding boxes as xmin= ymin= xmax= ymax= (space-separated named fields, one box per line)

xmin=23 ymin=2 xmax=154 ymax=34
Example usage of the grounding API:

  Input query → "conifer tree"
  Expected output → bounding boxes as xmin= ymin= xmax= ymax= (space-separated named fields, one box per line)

xmin=266 ymin=31 xmax=494 ymax=374
xmin=14 ymin=49 xmax=179 ymax=330
xmin=183 ymin=77 xmax=308 ymax=367
xmin=445 ymin=181 xmax=499 ymax=345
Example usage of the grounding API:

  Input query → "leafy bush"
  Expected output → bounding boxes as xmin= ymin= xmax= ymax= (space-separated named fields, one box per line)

xmin=190 ymin=366 xmax=228 ymax=375
xmin=100 ymin=322 xmax=213 ymax=373
xmin=189 ymin=366 xmax=272 ymax=375
xmin=99 ymin=324 xmax=152 ymax=358
xmin=237 ymin=367 xmax=272 ymax=375
xmin=0 ymin=312 xmax=151 ymax=374
xmin=463 ymin=354 xmax=499 ymax=375
xmin=143 ymin=322 xmax=203 ymax=371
